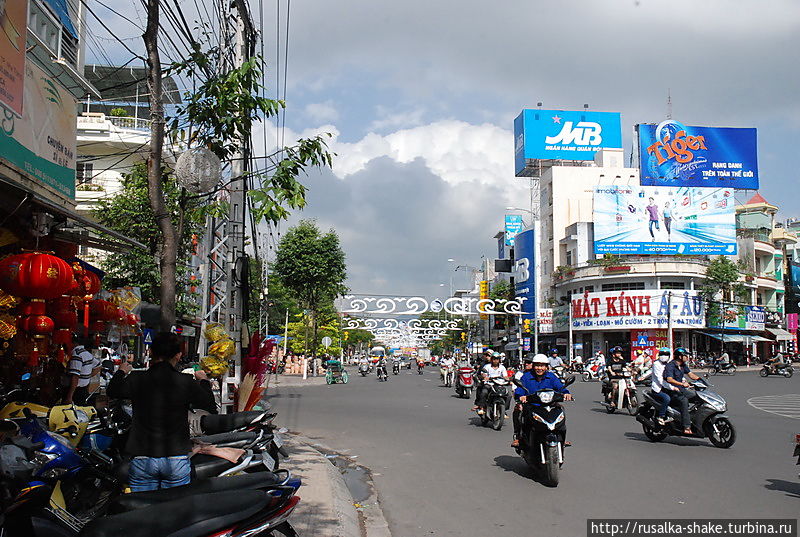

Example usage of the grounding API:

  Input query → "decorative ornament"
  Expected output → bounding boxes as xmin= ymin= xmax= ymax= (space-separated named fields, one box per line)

xmin=200 ymin=355 xmax=229 ymax=378
xmin=174 ymin=147 xmax=221 ymax=194
xmin=0 ymin=253 xmax=74 ymax=299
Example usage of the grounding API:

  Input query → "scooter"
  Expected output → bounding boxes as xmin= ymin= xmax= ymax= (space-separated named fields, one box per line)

xmin=417 ymin=361 xmax=424 ymax=375
xmin=759 ymin=363 xmax=794 ymax=378
xmin=707 ymin=361 xmax=737 ymax=376
xmin=376 ymin=362 xmax=388 ymax=382
xmin=358 ymin=362 xmax=370 ymax=377
xmin=454 ymin=367 xmax=474 ymax=399
xmin=581 ymin=361 xmax=604 ymax=382
xmin=636 ymin=378 xmax=736 ymax=448
xmin=512 ymin=375 xmax=575 ymax=487
xmin=634 ymin=362 xmax=652 ymax=386
xmin=392 ymin=361 xmax=400 ymax=375
xmin=441 ymin=365 xmax=455 ymax=387
xmin=602 ymin=371 xmax=639 ymax=415
xmin=479 ymin=377 xmax=511 ymax=431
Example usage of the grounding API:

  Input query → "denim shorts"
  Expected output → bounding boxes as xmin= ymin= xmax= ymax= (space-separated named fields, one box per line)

xmin=129 ymin=455 xmax=191 ymax=492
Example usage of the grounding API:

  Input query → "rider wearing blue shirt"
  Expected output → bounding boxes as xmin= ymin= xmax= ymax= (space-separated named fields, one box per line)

xmin=513 ymin=354 xmax=573 ymax=447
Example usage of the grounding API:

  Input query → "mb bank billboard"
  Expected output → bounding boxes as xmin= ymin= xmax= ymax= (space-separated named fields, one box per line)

xmin=593 ymin=185 xmax=737 ymax=255
xmin=514 ymin=109 xmax=622 ymax=175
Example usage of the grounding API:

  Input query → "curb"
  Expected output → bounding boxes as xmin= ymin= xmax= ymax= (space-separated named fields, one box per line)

xmin=291 ymin=434 xmax=392 ymax=537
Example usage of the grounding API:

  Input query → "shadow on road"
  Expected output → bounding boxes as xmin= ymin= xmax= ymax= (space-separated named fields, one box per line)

xmin=623 ymin=431 xmax=713 ymax=448
xmin=764 ymin=479 xmax=800 ymax=499
xmin=493 ymin=455 xmax=535 ymax=481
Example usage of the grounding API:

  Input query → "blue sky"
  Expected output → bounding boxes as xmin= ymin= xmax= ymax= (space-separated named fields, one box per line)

xmin=90 ymin=0 xmax=800 ymax=297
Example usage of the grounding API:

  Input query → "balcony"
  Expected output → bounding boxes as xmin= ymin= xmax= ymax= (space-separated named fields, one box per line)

xmin=553 ymin=256 xmax=712 ymax=286
xmin=77 ymin=113 xmax=152 ymax=133
xmin=771 ymin=227 xmax=798 ymax=245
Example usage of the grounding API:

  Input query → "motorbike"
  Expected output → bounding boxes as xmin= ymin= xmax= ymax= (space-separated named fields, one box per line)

xmin=794 ymin=433 xmax=800 ymax=478
xmin=454 ymin=367 xmax=474 ymax=399
xmin=376 ymin=362 xmax=388 ymax=382
xmin=636 ymin=378 xmax=736 ymax=448
xmin=602 ymin=371 xmax=639 ymax=415
xmin=551 ymin=365 xmax=568 ymax=381
xmin=580 ymin=361 xmax=604 ymax=382
xmin=358 ymin=362 xmax=370 ymax=377
xmin=392 ymin=361 xmax=400 ymax=375
xmin=759 ymin=363 xmax=794 ymax=378
xmin=511 ymin=375 xmax=575 ymax=487
xmin=479 ymin=377 xmax=511 ymax=431
xmin=441 ymin=365 xmax=455 ymax=387
xmin=633 ymin=362 xmax=652 ymax=386
xmin=417 ymin=361 xmax=424 ymax=375
xmin=707 ymin=361 xmax=737 ymax=376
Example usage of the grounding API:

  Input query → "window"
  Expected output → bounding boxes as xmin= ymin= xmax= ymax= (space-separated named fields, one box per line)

xmin=565 ymin=251 xmax=573 ymax=266
xmin=601 ymin=282 xmax=645 ymax=292
xmin=661 ymin=282 xmax=686 ymax=290
xmin=76 ymin=162 xmax=94 ymax=184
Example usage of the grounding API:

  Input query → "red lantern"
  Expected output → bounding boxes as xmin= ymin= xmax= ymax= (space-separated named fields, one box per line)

xmin=0 ymin=253 xmax=74 ymax=299
xmin=52 ymin=310 xmax=78 ymax=329
xmin=126 ymin=313 xmax=141 ymax=326
xmin=53 ymin=328 xmax=72 ymax=345
xmin=89 ymin=299 xmax=117 ymax=321
xmin=89 ymin=320 xmax=106 ymax=333
xmin=115 ymin=308 xmax=127 ymax=323
xmin=82 ymin=271 xmax=101 ymax=297
xmin=18 ymin=314 xmax=54 ymax=335
xmin=18 ymin=300 xmax=46 ymax=316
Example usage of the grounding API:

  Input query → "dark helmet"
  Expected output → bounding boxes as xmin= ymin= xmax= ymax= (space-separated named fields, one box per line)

xmin=523 ymin=354 xmax=535 ymax=364
xmin=674 ymin=347 xmax=689 ymax=359
xmin=610 ymin=346 xmax=624 ymax=356
xmin=550 ymin=348 xmax=558 ymax=355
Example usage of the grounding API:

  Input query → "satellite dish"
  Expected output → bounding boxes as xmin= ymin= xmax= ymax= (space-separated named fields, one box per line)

xmin=174 ymin=147 xmax=221 ymax=193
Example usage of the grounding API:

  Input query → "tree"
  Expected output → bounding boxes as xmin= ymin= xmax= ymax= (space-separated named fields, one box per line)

xmin=273 ymin=220 xmax=347 ymax=358
xmin=94 ymin=163 xmax=205 ymax=318
xmin=246 ymin=259 xmax=303 ymax=335
xmin=702 ymin=256 xmax=748 ymax=334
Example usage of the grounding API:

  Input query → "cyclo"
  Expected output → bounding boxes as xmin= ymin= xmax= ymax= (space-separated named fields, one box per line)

xmin=325 ymin=359 xmax=349 ymax=384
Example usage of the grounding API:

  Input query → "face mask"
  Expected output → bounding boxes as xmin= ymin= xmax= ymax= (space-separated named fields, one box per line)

xmin=658 ymin=355 xmax=670 ymax=363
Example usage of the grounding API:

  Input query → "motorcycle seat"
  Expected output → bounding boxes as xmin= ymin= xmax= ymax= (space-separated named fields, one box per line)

xmin=107 ymin=472 xmax=284 ymax=513
xmin=194 ymin=430 xmax=260 ymax=446
xmin=201 ymin=411 xmax=267 ymax=434
xmin=80 ymin=490 xmax=268 ymax=537
xmin=191 ymin=453 xmax=241 ymax=480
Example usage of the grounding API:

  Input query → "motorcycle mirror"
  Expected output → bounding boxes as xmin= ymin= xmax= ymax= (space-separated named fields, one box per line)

xmin=564 ymin=375 xmax=576 ymax=387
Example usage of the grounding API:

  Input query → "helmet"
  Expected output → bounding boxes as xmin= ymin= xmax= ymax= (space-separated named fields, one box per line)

xmin=635 ymin=350 xmax=643 ymax=356
xmin=490 ymin=353 xmax=501 ymax=360
xmin=523 ymin=355 xmax=535 ymax=364
xmin=532 ymin=354 xmax=549 ymax=365
xmin=610 ymin=346 xmax=623 ymax=354
xmin=674 ymin=347 xmax=689 ymax=358
xmin=483 ymin=349 xmax=493 ymax=355
xmin=658 ymin=347 xmax=671 ymax=356
xmin=550 ymin=348 xmax=558 ymax=354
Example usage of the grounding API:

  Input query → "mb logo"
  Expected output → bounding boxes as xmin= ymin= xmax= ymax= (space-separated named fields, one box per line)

xmin=545 ymin=121 xmax=603 ymax=146
xmin=514 ymin=258 xmax=530 ymax=282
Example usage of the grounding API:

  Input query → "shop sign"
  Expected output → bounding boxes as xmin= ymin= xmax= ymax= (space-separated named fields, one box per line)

xmin=570 ymin=290 xmax=705 ymax=330
xmin=538 ymin=308 xmax=553 ymax=334
xmin=630 ymin=329 xmax=668 ymax=361
xmin=0 ymin=0 xmax=27 ymax=116
xmin=0 ymin=61 xmax=77 ymax=199
xmin=787 ymin=313 xmax=798 ymax=333
xmin=708 ymin=305 xmax=765 ymax=331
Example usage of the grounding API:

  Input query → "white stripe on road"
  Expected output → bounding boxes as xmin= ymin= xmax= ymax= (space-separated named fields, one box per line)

xmin=747 ymin=394 xmax=800 ymax=419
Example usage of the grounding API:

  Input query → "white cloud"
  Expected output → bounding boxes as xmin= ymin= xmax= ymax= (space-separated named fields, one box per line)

xmin=303 ymin=101 xmax=340 ymax=123
xmin=368 ymin=106 xmax=426 ymax=132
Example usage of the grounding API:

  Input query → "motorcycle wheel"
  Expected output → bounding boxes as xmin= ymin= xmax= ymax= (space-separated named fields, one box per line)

xmin=708 ymin=367 xmax=718 ymax=376
xmin=784 ymin=368 xmax=794 ymax=378
xmin=759 ymin=368 xmax=769 ymax=377
xmin=269 ymin=521 xmax=299 ymax=537
xmin=326 ymin=375 xmax=333 ymax=385
xmin=464 ymin=387 xmax=472 ymax=400
xmin=704 ymin=417 xmax=736 ymax=448
xmin=581 ymin=372 xmax=590 ymax=382
xmin=627 ymin=392 xmax=639 ymax=416
xmin=541 ymin=445 xmax=560 ymax=487
xmin=728 ymin=365 xmax=737 ymax=376
xmin=491 ymin=401 xmax=504 ymax=431
xmin=342 ymin=372 xmax=349 ymax=384
xmin=642 ymin=425 xmax=668 ymax=442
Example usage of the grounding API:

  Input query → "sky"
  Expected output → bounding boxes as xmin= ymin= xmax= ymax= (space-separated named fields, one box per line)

xmin=87 ymin=0 xmax=800 ymax=298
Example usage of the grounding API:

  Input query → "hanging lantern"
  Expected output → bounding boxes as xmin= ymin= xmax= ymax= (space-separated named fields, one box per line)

xmin=82 ymin=270 xmax=101 ymax=297
xmin=89 ymin=299 xmax=117 ymax=321
xmin=174 ymin=147 xmax=221 ymax=194
xmin=0 ymin=313 xmax=16 ymax=339
xmin=0 ymin=253 xmax=74 ymax=299
xmin=18 ymin=300 xmax=46 ymax=316
xmin=0 ymin=289 xmax=20 ymax=309
xmin=89 ymin=320 xmax=106 ymax=333
xmin=52 ymin=328 xmax=72 ymax=345
xmin=126 ymin=313 xmax=140 ymax=326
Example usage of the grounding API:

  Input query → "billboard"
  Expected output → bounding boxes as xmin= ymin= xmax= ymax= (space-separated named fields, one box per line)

xmin=0 ymin=62 xmax=77 ymax=199
xmin=708 ymin=305 xmax=765 ymax=331
xmin=0 ymin=0 xmax=27 ymax=116
xmin=571 ymin=290 xmax=706 ymax=330
xmin=593 ymin=185 xmax=736 ymax=255
xmin=514 ymin=109 xmax=622 ymax=175
xmin=513 ymin=227 xmax=536 ymax=319
xmin=630 ymin=329 xmax=668 ymax=362
xmin=638 ymin=120 xmax=758 ymax=189
xmin=505 ymin=214 xmax=524 ymax=247
xmin=537 ymin=308 xmax=553 ymax=334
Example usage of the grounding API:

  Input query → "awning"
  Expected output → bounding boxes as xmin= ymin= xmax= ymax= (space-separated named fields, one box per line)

xmin=767 ymin=328 xmax=794 ymax=341
xmin=700 ymin=332 xmax=771 ymax=343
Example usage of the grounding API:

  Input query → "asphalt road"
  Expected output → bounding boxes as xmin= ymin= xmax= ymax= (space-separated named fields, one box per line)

xmin=267 ymin=367 xmax=800 ymax=537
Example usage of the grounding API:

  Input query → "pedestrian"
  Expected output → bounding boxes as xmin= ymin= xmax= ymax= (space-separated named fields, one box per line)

xmin=107 ymin=332 xmax=216 ymax=491
xmin=63 ymin=336 xmax=100 ymax=405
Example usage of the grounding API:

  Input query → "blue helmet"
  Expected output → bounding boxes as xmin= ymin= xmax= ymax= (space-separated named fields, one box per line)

xmin=658 ymin=347 xmax=671 ymax=356
xmin=550 ymin=348 xmax=559 ymax=354
xmin=674 ymin=347 xmax=689 ymax=358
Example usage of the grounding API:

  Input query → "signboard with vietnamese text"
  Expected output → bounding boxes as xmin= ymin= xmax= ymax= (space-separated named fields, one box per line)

xmin=637 ymin=120 xmax=758 ymax=189
xmin=630 ymin=329 xmax=667 ymax=362
xmin=0 ymin=61 xmax=77 ymax=198
xmin=504 ymin=215 xmax=524 ymax=247
xmin=513 ymin=228 xmax=536 ymax=320
xmin=570 ymin=290 xmax=705 ymax=331
xmin=708 ymin=305 xmax=765 ymax=331
xmin=538 ymin=308 xmax=553 ymax=334
xmin=0 ymin=0 xmax=27 ymax=116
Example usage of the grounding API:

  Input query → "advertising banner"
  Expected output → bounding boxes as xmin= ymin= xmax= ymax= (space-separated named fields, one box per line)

xmin=630 ymin=329 xmax=668 ymax=362
xmin=514 ymin=109 xmax=622 ymax=175
xmin=538 ymin=308 xmax=553 ymax=334
xmin=513 ymin=228 xmax=536 ymax=319
xmin=638 ymin=120 xmax=758 ymax=189
xmin=0 ymin=0 xmax=27 ymax=116
xmin=0 ymin=61 xmax=77 ymax=198
xmin=479 ymin=280 xmax=489 ymax=320
xmin=708 ymin=305 xmax=765 ymax=331
xmin=593 ymin=185 xmax=736 ymax=255
xmin=505 ymin=214 xmax=524 ymax=247
xmin=571 ymin=290 xmax=705 ymax=330
xmin=786 ymin=313 xmax=798 ymax=333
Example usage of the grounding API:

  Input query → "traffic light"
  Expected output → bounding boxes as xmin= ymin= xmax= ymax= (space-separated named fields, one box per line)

xmin=523 ymin=319 xmax=531 ymax=332
xmin=343 ymin=331 xmax=349 ymax=341
xmin=461 ymin=332 xmax=466 ymax=341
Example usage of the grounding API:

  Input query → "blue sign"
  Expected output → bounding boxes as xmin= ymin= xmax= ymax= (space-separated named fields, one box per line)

xmin=514 ymin=109 xmax=623 ymax=175
xmin=593 ymin=185 xmax=737 ymax=256
xmin=638 ymin=121 xmax=759 ymax=189
xmin=505 ymin=215 xmax=524 ymax=247
xmin=142 ymin=329 xmax=153 ymax=345
xmin=513 ymin=227 xmax=536 ymax=318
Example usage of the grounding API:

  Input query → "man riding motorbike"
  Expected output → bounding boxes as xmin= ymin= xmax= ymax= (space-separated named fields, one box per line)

xmin=650 ymin=347 xmax=673 ymax=425
xmin=603 ymin=346 xmax=630 ymax=411
xmin=439 ymin=354 xmax=455 ymax=383
xmin=663 ymin=347 xmax=703 ymax=435
xmin=511 ymin=354 xmax=572 ymax=448
xmin=472 ymin=353 xmax=507 ymax=415
xmin=511 ymin=356 xmax=534 ymax=447
xmin=548 ymin=349 xmax=564 ymax=369
xmin=767 ymin=350 xmax=786 ymax=374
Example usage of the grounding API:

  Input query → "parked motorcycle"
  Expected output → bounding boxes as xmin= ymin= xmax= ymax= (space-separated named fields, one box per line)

xmin=759 ymin=363 xmax=794 ymax=378
xmin=454 ymin=367 xmax=474 ymax=399
xmin=479 ymin=377 xmax=511 ymax=431
xmin=602 ymin=371 xmax=639 ymax=415
xmin=511 ymin=375 xmax=575 ymax=487
xmin=376 ymin=363 xmax=388 ymax=382
xmin=392 ymin=361 xmax=400 ymax=375
xmin=636 ymin=378 xmax=736 ymax=448
xmin=707 ymin=361 xmax=737 ymax=376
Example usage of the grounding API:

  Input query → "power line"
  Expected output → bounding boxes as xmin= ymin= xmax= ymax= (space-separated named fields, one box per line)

xmin=80 ymin=0 xmax=145 ymax=61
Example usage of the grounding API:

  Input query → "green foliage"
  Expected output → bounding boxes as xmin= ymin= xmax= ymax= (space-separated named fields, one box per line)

xmin=489 ymin=280 xmax=513 ymax=301
xmin=590 ymin=253 xmax=623 ymax=268
xmin=109 ymin=107 xmax=128 ymax=117
xmin=286 ymin=310 xmax=342 ymax=356
xmin=702 ymin=256 xmax=746 ymax=301
xmin=93 ymin=163 xmax=207 ymax=318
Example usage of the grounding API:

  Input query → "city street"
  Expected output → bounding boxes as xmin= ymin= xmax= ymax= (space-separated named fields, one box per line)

xmin=268 ymin=368 xmax=800 ymax=537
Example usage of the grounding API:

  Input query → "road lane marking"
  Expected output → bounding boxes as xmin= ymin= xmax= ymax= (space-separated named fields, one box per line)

xmin=747 ymin=394 xmax=800 ymax=419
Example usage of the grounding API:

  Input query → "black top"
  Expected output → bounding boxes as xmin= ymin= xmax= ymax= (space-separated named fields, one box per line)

xmin=663 ymin=361 xmax=691 ymax=386
xmin=107 ymin=361 xmax=216 ymax=457
xmin=607 ymin=358 xmax=629 ymax=378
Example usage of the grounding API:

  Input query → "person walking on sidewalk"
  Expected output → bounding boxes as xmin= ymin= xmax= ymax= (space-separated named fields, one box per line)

xmin=108 ymin=332 xmax=217 ymax=491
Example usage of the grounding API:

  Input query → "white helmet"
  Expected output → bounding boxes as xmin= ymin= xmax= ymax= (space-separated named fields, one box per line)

xmin=532 ymin=354 xmax=549 ymax=365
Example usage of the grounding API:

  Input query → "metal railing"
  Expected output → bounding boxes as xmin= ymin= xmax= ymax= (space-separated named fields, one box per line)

xmin=106 ymin=116 xmax=152 ymax=131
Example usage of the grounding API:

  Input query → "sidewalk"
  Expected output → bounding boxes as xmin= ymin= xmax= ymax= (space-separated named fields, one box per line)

xmin=283 ymin=434 xmax=361 ymax=536
xmin=266 ymin=374 xmax=329 ymax=388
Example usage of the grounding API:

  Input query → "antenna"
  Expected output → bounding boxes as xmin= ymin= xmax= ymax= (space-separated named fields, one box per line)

xmin=667 ymin=89 xmax=672 ymax=119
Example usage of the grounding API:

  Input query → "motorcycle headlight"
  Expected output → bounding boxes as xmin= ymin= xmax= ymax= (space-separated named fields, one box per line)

xmin=538 ymin=391 xmax=554 ymax=404
xmin=708 ymin=400 xmax=726 ymax=412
